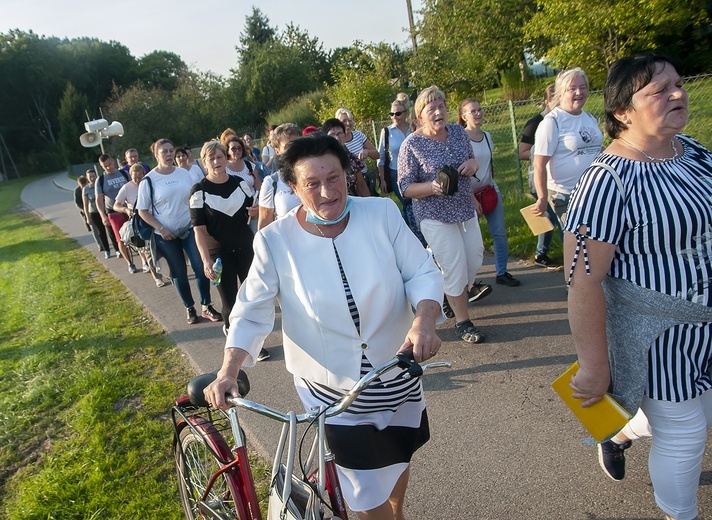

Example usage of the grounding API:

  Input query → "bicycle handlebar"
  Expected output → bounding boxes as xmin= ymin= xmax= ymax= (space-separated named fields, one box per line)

xmin=224 ymin=351 xmax=451 ymax=424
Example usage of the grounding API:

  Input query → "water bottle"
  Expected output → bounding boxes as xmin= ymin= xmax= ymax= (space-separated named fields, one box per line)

xmin=211 ymin=258 xmax=222 ymax=286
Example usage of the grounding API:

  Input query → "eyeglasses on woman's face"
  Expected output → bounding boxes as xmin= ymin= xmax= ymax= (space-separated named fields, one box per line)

xmin=389 ymin=111 xmax=405 ymax=117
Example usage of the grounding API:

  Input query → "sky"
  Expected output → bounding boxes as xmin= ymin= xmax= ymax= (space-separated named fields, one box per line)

xmin=1 ymin=0 xmax=424 ymax=77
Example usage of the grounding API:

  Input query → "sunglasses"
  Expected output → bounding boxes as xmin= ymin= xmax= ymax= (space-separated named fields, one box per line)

xmin=389 ymin=111 xmax=405 ymax=117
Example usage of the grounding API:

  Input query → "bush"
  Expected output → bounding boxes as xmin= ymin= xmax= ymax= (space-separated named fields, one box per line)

xmin=500 ymin=68 xmax=539 ymax=101
xmin=266 ymin=90 xmax=325 ymax=127
xmin=17 ymin=147 xmax=65 ymax=176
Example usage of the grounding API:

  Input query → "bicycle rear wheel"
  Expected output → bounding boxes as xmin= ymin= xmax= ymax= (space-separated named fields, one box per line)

xmin=175 ymin=417 xmax=243 ymax=519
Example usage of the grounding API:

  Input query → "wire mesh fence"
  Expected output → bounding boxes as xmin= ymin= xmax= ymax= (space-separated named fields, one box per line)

xmin=354 ymin=74 xmax=712 ymax=258
xmin=361 ymin=74 xmax=712 ymax=195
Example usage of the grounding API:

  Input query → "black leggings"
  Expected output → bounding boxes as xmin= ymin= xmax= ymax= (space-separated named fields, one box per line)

xmin=216 ymin=245 xmax=254 ymax=328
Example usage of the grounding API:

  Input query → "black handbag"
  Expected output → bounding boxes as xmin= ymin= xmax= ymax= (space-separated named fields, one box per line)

xmin=437 ymin=165 xmax=459 ymax=196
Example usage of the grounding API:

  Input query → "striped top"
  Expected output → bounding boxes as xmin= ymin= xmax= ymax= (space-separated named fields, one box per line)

xmin=299 ymin=238 xmax=423 ymax=417
xmin=344 ymin=130 xmax=368 ymax=157
xmin=565 ymin=134 xmax=712 ymax=402
xmin=300 ymin=354 xmax=423 ymax=416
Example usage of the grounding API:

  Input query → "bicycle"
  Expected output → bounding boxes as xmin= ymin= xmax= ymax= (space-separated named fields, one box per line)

xmin=171 ymin=351 xmax=451 ymax=520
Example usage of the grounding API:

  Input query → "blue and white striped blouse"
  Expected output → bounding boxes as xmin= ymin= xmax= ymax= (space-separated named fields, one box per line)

xmin=566 ymin=134 xmax=712 ymax=402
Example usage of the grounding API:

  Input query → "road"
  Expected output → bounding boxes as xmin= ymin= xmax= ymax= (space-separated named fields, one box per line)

xmin=21 ymin=172 xmax=712 ymax=519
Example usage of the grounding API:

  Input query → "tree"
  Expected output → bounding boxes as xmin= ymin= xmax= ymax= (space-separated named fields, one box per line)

xmin=236 ymin=7 xmax=276 ymax=71
xmin=230 ymin=21 xmax=330 ymax=124
xmin=525 ymin=0 xmax=711 ymax=83
xmin=57 ymin=83 xmax=92 ymax=165
xmin=317 ymin=42 xmax=409 ymax=124
xmin=103 ymin=83 xmax=174 ymax=157
xmin=137 ymin=50 xmax=188 ymax=91
xmin=58 ymin=37 xmax=138 ymax=108
xmin=0 ymin=30 xmax=66 ymax=146
xmin=413 ymin=0 xmax=536 ymax=95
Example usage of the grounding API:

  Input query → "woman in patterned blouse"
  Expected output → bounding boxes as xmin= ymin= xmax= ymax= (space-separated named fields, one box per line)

xmin=398 ymin=85 xmax=486 ymax=344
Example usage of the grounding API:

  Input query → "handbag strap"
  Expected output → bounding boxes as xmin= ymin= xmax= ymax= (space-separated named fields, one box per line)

xmin=383 ymin=127 xmax=390 ymax=170
xmin=483 ymin=131 xmax=494 ymax=179
xmin=589 ymin=162 xmax=625 ymax=201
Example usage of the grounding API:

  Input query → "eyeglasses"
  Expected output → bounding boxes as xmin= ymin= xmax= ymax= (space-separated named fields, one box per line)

xmin=389 ymin=111 xmax=405 ymax=117
xmin=466 ymin=109 xmax=483 ymax=115
xmin=328 ymin=132 xmax=345 ymax=139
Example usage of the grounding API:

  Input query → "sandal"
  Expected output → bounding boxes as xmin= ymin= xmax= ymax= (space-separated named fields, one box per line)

xmin=456 ymin=320 xmax=485 ymax=344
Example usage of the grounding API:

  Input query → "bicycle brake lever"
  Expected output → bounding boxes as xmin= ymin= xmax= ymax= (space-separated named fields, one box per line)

xmin=396 ymin=352 xmax=423 ymax=379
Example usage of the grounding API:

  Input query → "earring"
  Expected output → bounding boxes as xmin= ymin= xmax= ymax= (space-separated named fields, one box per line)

xmin=625 ymin=119 xmax=631 ymax=125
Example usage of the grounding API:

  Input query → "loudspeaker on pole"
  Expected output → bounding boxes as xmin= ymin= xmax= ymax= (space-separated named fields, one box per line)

xmin=79 ymin=131 xmax=102 ymax=147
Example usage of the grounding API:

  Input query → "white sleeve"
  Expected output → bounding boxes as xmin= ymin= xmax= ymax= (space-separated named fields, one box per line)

xmin=115 ymin=184 xmax=129 ymax=206
xmin=384 ymin=199 xmax=444 ymax=311
xmin=136 ymin=177 xmax=151 ymax=212
xmin=533 ymin=116 xmax=558 ymax=157
xmin=225 ymin=231 xmax=279 ymax=366
xmin=258 ymin=174 xmax=275 ymax=209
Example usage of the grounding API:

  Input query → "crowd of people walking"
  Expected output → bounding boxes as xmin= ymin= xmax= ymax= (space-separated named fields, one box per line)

xmin=74 ymin=52 xmax=712 ymax=520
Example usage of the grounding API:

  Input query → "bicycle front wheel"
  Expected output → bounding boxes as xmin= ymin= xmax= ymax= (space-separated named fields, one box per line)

xmin=175 ymin=417 xmax=243 ymax=519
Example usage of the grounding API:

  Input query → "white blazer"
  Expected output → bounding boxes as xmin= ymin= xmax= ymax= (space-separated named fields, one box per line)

xmin=225 ymin=196 xmax=444 ymax=389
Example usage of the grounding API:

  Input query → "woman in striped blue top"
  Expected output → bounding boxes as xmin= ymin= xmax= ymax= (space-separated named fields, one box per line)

xmin=564 ymin=53 xmax=712 ymax=520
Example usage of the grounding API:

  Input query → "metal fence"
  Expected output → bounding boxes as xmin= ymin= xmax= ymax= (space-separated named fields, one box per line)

xmin=361 ymin=74 xmax=712 ymax=195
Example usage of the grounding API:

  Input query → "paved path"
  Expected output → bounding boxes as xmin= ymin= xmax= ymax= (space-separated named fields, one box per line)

xmin=21 ymin=172 xmax=712 ymax=519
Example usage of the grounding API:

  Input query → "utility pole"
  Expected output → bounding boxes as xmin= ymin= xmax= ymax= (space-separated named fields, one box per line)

xmin=406 ymin=0 xmax=418 ymax=57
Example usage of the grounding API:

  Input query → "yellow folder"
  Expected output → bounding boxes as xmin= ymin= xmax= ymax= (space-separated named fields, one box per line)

xmin=551 ymin=362 xmax=632 ymax=442
xmin=520 ymin=203 xmax=555 ymax=235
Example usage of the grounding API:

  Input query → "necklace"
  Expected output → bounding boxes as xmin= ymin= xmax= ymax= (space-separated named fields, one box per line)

xmin=619 ymin=137 xmax=679 ymax=162
xmin=312 ymin=217 xmax=349 ymax=239
xmin=313 ymin=222 xmax=326 ymax=238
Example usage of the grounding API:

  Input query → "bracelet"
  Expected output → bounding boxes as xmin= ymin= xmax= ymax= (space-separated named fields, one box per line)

xmin=159 ymin=226 xmax=164 ymax=232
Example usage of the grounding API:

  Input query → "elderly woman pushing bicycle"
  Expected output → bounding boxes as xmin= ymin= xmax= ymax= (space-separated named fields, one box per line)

xmin=205 ymin=133 xmax=444 ymax=519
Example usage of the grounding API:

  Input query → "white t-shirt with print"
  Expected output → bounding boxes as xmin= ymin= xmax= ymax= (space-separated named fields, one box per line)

xmin=136 ymin=167 xmax=203 ymax=237
xmin=533 ymin=107 xmax=603 ymax=194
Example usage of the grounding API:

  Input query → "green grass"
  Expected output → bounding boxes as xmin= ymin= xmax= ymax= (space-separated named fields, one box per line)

xmin=0 ymin=177 xmax=269 ymax=519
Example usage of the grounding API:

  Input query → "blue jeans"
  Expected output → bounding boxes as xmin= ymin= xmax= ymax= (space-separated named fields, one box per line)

xmin=154 ymin=229 xmax=211 ymax=309
xmin=482 ymin=186 xmax=510 ymax=276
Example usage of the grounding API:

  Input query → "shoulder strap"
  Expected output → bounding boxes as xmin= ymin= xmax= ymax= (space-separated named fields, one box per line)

xmin=483 ymin=132 xmax=494 ymax=178
xmin=383 ymin=127 xmax=390 ymax=167
xmin=99 ymin=174 xmax=105 ymax=193
xmin=245 ymin=160 xmax=253 ymax=173
xmin=144 ymin=175 xmax=157 ymax=214
xmin=120 ymin=169 xmax=130 ymax=182
xmin=590 ymin=162 xmax=625 ymax=201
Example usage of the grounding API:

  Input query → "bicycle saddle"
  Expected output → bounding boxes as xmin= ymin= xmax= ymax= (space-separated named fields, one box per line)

xmin=187 ymin=370 xmax=251 ymax=407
